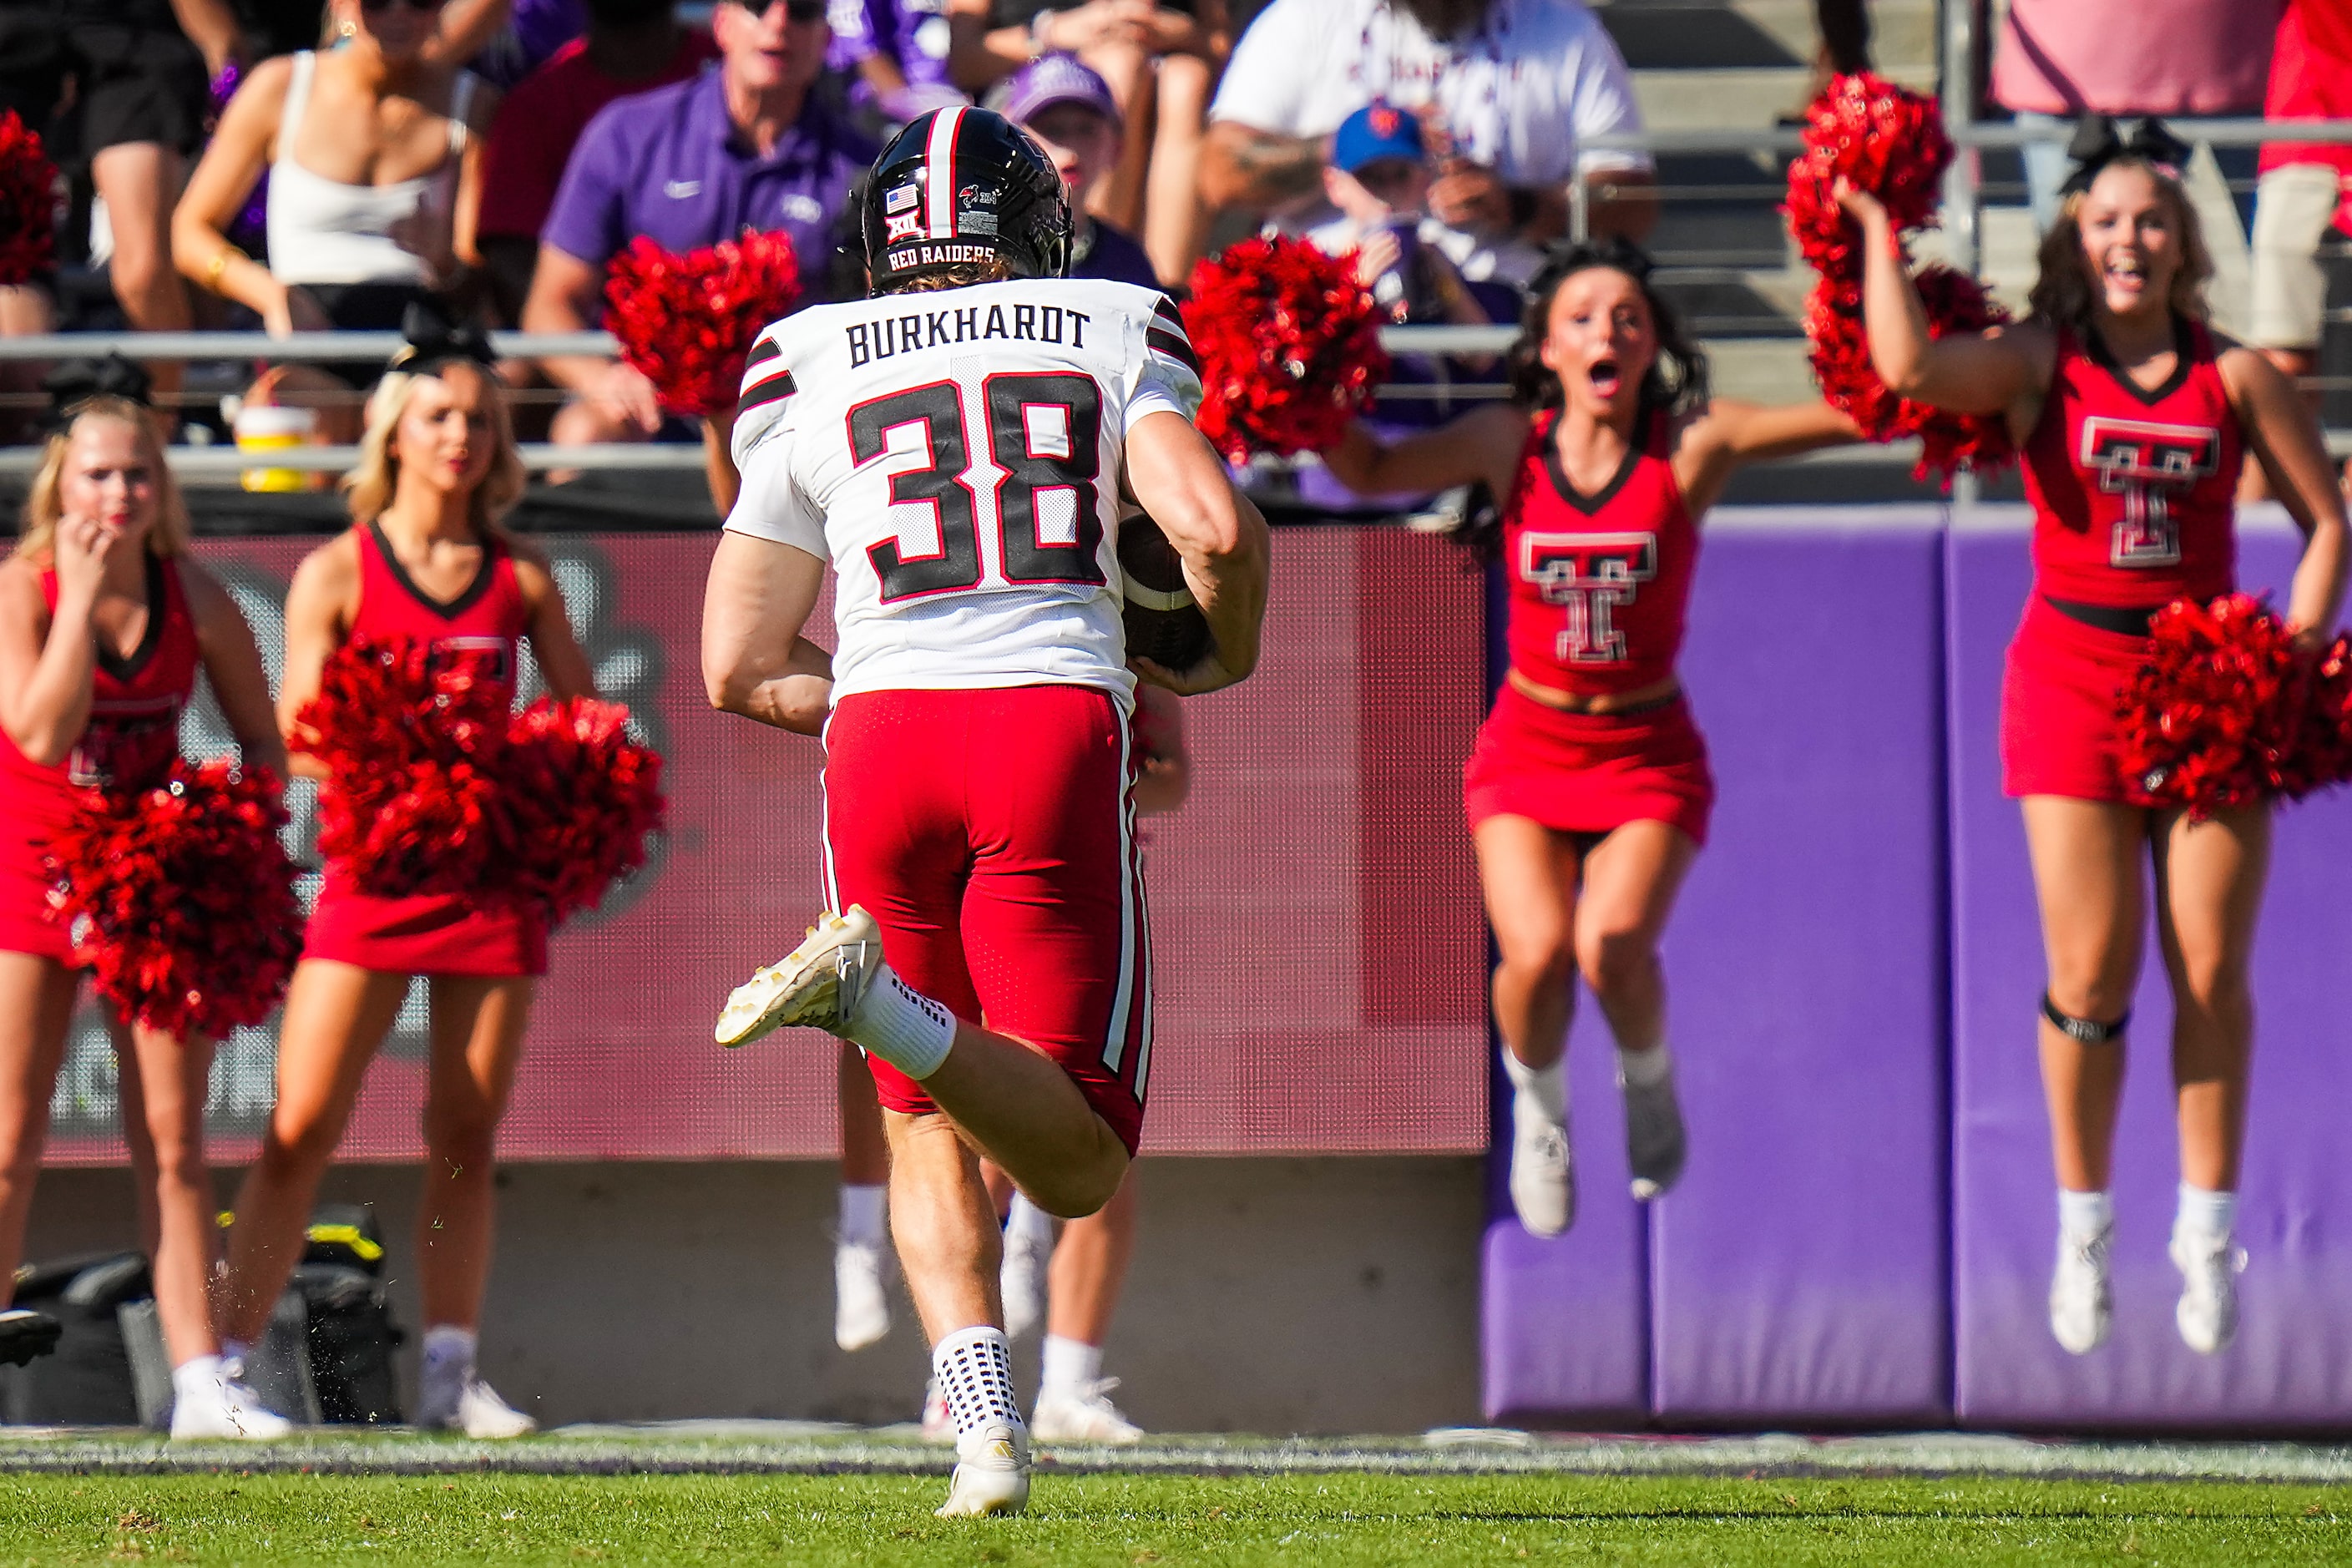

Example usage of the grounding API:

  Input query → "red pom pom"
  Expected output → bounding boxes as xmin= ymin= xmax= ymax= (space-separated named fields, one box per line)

xmin=1182 ymin=235 xmax=1390 ymax=463
xmin=489 ymin=698 xmax=666 ymax=924
xmin=1783 ymin=72 xmax=1952 ymax=276
xmin=298 ymin=635 xmax=511 ymax=898
xmin=2115 ymin=595 xmax=2315 ymax=818
xmin=604 ymin=230 xmax=803 ymax=417
xmin=1801 ymin=270 xmax=2016 ymax=485
xmin=45 ymin=761 xmax=302 ymax=1038
xmin=0 ymin=109 xmax=57 ymax=288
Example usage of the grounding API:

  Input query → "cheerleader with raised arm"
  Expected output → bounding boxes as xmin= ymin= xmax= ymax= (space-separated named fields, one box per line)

xmin=1839 ymin=122 xmax=2349 ymax=1355
xmin=0 ymin=362 xmax=290 ymax=1436
xmin=1322 ymin=239 xmax=1859 ymax=1237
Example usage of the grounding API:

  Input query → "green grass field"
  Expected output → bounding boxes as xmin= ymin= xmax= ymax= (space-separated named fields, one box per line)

xmin=0 ymin=1470 xmax=2347 ymax=1565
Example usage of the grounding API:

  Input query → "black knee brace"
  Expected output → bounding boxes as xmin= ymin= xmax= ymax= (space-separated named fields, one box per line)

xmin=2041 ymin=993 xmax=2128 ymax=1044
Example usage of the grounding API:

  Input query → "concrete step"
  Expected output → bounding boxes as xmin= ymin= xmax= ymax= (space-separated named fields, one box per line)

xmin=1698 ymin=336 xmax=1819 ymax=403
xmin=1593 ymin=0 xmax=1938 ymax=74
xmin=1628 ymin=63 xmax=1941 ymax=131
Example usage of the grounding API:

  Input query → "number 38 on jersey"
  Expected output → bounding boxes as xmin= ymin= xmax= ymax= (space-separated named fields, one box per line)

xmin=724 ymin=276 xmax=1205 ymax=703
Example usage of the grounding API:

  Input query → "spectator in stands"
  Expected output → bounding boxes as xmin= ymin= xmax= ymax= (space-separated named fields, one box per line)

xmin=997 ymin=51 xmax=1156 ymax=286
xmin=1992 ymin=0 xmax=2283 ymax=232
xmin=2247 ymin=0 xmax=2352 ymax=497
xmin=475 ymin=0 xmax=719 ymax=322
xmin=827 ymin=0 xmax=965 ymax=126
xmin=945 ymin=0 xmax=1232 ymax=287
xmin=1201 ymin=0 xmax=1655 ymax=290
xmin=0 ymin=0 xmax=243 ymax=407
xmin=175 ymin=0 xmax=498 ymax=441
xmin=1311 ymin=100 xmax=1504 ymax=340
xmin=521 ymin=0 xmax=870 ymax=455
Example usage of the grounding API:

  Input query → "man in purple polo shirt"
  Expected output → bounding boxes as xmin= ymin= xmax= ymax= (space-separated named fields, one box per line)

xmin=523 ymin=0 xmax=877 ymax=448
xmin=991 ymin=52 xmax=1158 ymax=288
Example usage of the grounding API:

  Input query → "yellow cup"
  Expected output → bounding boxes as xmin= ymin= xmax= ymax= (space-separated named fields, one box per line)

xmin=235 ymin=405 xmax=318 ymax=493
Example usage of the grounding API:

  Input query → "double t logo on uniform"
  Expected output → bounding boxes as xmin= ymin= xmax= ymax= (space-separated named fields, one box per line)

xmin=1519 ymin=531 xmax=1659 ymax=665
xmin=2078 ymin=416 xmax=2221 ymax=570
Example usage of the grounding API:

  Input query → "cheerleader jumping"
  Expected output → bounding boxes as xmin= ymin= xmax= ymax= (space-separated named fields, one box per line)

xmin=218 ymin=312 xmax=598 ymax=1434
xmin=1839 ymin=120 xmax=2349 ymax=1354
xmin=1323 ymin=240 xmax=1859 ymax=1237
xmin=0 ymin=363 xmax=289 ymax=1436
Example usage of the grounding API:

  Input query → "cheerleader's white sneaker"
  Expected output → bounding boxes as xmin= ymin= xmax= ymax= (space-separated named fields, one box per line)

xmin=2171 ymin=1226 xmax=2245 ymax=1355
xmin=169 ymin=1361 xmax=291 ymax=1441
xmin=2049 ymin=1222 xmax=2113 ymax=1355
xmin=1509 ymin=1088 xmax=1575 ymax=1238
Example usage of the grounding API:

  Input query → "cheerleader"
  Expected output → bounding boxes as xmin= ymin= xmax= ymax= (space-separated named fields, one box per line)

xmin=1321 ymin=239 xmax=1858 ymax=1239
xmin=0 ymin=362 xmax=290 ymax=1436
xmin=1839 ymin=121 xmax=2348 ymax=1356
xmin=218 ymin=311 xmax=597 ymax=1434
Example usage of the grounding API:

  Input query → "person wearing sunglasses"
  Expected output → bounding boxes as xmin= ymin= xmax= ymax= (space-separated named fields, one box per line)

xmin=524 ymin=0 xmax=873 ymax=455
xmin=175 ymin=0 xmax=500 ymax=443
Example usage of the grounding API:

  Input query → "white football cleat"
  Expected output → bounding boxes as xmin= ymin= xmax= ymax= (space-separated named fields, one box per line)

xmin=1620 ymin=1065 xmax=1687 ymax=1202
xmin=716 ymin=906 xmax=883 ymax=1047
xmin=1031 ymin=1378 xmax=1142 ymax=1444
xmin=1508 ymin=1086 xmax=1575 ymax=1238
xmin=918 ymin=1378 xmax=955 ymax=1444
xmin=2171 ymin=1226 xmax=2246 ymax=1355
xmin=835 ymin=1237 xmax=896 ymax=1352
xmin=999 ymin=1228 xmax=1050 ymax=1344
xmin=935 ymin=1421 xmax=1031 ymax=1517
xmin=169 ymin=1370 xmax=291 ymax=1440
xmin=2049 ymin=1222 xmax=2113 ymax=1355
xmin=419 ymin=1375 xmax=538 ymax=1439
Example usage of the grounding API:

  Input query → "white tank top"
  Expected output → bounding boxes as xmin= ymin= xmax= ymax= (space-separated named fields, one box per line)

xmin=266 ymin=51 xmax=476 ymax=286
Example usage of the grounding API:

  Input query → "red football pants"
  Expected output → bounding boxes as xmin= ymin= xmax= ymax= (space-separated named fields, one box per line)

xmin=822 ymin=685 xmax=1150 ymax=1154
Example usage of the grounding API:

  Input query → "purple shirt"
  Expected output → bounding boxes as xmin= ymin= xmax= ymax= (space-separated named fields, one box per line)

xmin=1071 ymin=220 xmax=1160 ymax=289
xmin=827 ymin=0 xmax=956 ymax=89
xmin=543 ymin=70 xmax=877 ymax=302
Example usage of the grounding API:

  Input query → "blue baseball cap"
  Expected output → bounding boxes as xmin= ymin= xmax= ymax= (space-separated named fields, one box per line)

xmin=1331 ymin=100 xmax=1425 ymax=174
xmin=994 ymin=51 xmax=1122 ymax=130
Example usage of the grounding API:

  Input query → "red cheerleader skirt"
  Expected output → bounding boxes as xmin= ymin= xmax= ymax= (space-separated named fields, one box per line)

xmin=0 ymin=793 xmax=74 ymax=964
xmin=1462 ymin=682 xmax=1716 ymax=847
xmin=302 ymin=871 xmax=547 ymax=979
xmin=2000 ymin=595 xmax=2154 ymax=804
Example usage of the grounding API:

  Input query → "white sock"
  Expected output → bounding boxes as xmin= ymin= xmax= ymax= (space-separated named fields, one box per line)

xmin=1501 ymin=1051 xmax=1565 ymax=1123
xmin=2058 ymin=1189 xmax=2113 ymax=1239
xmin=1005 ymin=1191 xmax=1055 ymax=1249
xmin=1616 ymin=1042 xmax=1673 ymax=1089
xmin=422 ymin=1324 xmax=478 ymax=1388
xmin=172 ymin=1354 xmax=227 ymax=1404
xmin=932 ymin=1325 xmax=1024 ymax=1440
xmin=845 ymin=965 xmax=957 ymax=1079
xmin=838 ymin=1183 xmax=887 ymax=1248
xmin=1039 ymin=1333 xmax=1102 ymax=1399
xmin=2176 ymin=1183 xmax=2236 ymax=1239
xmin=220 ymin=1338 xmax=251 ymax=1371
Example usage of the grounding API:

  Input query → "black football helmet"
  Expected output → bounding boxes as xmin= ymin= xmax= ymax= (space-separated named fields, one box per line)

xmin=861 ymin=106 xmax=1071 ymax=296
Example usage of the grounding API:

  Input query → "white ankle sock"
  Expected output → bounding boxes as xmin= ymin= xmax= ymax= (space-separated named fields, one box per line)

xmin=422 ymin=1324 xmax=478 ymax=1388
xmin=2176 ymin=1183 xmax=2236 ymax=1238
xmin=2058 ymin=1188 xmax=2113 ymax=1239
xmin=846 ymin=965 xmax=957 ymax=1079
xmin=1501 ymin=1052 xmax=1566 ymax=1122
xmin=932 ymin=1325 xmax=1024 ymax=1440
xmin=838 ymin=1183 xmax=888 ymax=1247
xmin=1005 ymin=1191 xmax=1055 ymax=1249
xmin=1039 ymin=1334 xmax=1102 ymax=1399
xmin=220 ymin=1337 xmax=251 ymax=1370
xmin=1616 ymin=1042 xmax=1673 ymax=1089
xmin=172 ymin=1354 xmax=227 ymax=1404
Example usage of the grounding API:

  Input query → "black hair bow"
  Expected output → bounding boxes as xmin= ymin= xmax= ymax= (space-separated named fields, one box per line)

xmin=390 ymin=301 xmax=496 ymax=372
xmin=2060 ymin=116 xmax=2191 ymax=196
xmin=41 ymin=355 xmax=152 ymax=431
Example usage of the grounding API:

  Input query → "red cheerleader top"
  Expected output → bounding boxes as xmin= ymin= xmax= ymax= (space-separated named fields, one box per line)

xmin=348 ymin=519 xmax=529 ymax=697
xmin=2023 ymin=317 xmax=2243 ymax=609
xmin=1502 ymin=406 xmax=1697 ymax=697
xmin=0 ymin=552 xmax=198 ymax=800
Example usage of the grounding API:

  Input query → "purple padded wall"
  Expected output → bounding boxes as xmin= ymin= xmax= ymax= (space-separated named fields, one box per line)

xmin=1484 ymin=511 xmax=1953 ymax=1425
xmin=1950 ymin=505 xmax=2352 ymax=1429
xmin=1650 ymin=511 xmax=1951 ymax=1423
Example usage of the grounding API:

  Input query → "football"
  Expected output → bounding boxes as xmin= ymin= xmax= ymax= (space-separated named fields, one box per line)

xmin=1117 ymin=513 xmax=1212 ymax=673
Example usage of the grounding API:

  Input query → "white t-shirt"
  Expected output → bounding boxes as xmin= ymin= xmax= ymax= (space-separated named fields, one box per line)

xmin=725 ymin=276 xmax=1204 ymax=710
xmin=1211 ymin=0 xmax=1651 ymax=193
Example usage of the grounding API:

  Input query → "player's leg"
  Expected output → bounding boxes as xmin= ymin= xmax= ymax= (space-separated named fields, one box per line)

xmin=2020 ymin=795 xmax=2149 ymax=1353
xmin=834 ymin=1044 xmax=897 ymax=1353
xmin=2150 ymin=802 xmax=2269 ymax=1353
xmin=221 ymin=961 xmax=410 ymax=1349
xmin=997 ymin=1180 xmax=1054 ymax=1343
xmin=1573 ymin=820 xmax=1699 ymax=1200
xmin=414 ymin=974 xmax=538 ymax=1437
xmin=1031 ymin=1167 xmax=1141 ymax=1444
xmin=1474 ymin=814 xmax=1584 ymax=1237
xmin=0 ymin=954 xmax=77 ymax=1363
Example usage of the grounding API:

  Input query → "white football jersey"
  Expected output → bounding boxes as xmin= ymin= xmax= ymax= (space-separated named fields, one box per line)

xmin=724 ymin=276 xmax=1205 ymax=709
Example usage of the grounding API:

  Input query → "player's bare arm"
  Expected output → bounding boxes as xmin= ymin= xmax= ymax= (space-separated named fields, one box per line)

xmin=1123 ymin=411 xmax=1272 ymax=695
xmin=701 ymin=532 xmax=837 ymax=736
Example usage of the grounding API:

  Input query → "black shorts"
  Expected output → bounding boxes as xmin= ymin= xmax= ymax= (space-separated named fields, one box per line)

xmin=295 ymin=281 xmax=440 ymax=389
xmin=0 ymin=13 xmax=209 ymax=159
